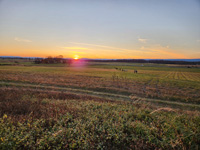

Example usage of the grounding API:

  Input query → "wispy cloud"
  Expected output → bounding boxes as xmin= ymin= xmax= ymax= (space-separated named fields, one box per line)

xmin=62 ymin=47 xmax=88 ymax=50
xmin=138 ymin=38 xmax=147 ymax=43
xmin=69 ymin=51 xmax=86 ymax=54
xmin=14 ymin=37 xmax=32 ymax=42
xmin=140 ymin=45 xmax=185 ymax=58
xmin=69 ymin=42 xmax=141 ymax=52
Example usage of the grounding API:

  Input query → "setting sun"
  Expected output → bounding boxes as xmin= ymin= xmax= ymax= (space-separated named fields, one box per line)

xmin=74 ymin=55 xmax=79 ymax=60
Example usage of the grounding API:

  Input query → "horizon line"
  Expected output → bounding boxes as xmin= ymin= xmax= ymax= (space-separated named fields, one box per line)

xmin=0 ymin=56 xmax=200 ymax=60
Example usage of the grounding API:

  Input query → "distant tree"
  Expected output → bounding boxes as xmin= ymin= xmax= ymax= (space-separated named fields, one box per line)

xmin=34 ymin=58 xmax=42 ymax=64
xmin=55 ymin=55 xmax=63 ymax=63
xmin=57 ymin=55 xmax=63 ymax=59
xmin=34 ymin=55 xmax=66 ymax=64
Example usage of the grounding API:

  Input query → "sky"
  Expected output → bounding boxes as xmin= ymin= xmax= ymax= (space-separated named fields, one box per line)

xmin=0 ymin=0 xmax=200 ymax=59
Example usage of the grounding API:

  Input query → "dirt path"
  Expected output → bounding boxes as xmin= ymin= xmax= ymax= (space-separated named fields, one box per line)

xmin=1 ymin=80 xmax=200 ymax=111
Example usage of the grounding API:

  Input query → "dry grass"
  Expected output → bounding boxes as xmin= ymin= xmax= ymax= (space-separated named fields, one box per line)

xmin=150 ymin=107 xmax=176 ymax=114
xmin=1 ymin=69 xmax=199 ymax=104
xmin=0 ymin=87 xmax=128 ymax=123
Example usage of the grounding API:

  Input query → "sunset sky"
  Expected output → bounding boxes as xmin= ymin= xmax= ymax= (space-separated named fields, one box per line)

xmin=0 ymin=0 xmax=200 ymax=59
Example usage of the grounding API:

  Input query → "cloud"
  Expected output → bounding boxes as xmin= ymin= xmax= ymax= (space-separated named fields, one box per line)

xmin=138 ymin=38 xmax=147 ymax=43
xmin=14 ymin=37 xmax=32 ymax=42
xmin=140 ymin=45 xmax=185 ymax=58
xmin=66 ymin=42 xmax=186 ymax=58
xmin=69 ymin=42 xmax=141 ymax=52
xmin=197 ymin=40 xmax=200 ymax=43
xmin=62 ymin=47 xmax=88 ymax=50
xmin=69 ymin=42 xmax=122 ymax=50
xmin=69 ymin=51 xmax=86 ymax=54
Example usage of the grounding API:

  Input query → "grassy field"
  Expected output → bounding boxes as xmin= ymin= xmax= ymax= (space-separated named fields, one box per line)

xmin=0 ymin=59 xmax=200 ymax=149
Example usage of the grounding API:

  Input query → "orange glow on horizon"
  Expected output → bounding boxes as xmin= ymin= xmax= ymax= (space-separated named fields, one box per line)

xmin=0 ymin=45 xmax=194 ymax=59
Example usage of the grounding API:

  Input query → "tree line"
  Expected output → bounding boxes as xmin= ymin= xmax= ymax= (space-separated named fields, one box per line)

xmin=34 ymin=55 xmax=72 ymax=65
xmin=89 ymin=59 xmax=200 ymax=65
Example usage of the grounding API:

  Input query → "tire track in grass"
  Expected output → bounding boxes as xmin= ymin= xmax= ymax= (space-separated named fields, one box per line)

xmin=187 ymin=73 xmax=197 ymax=81
xmin=192 ymin=73 xmax=200 ymax=81
xmin=174 ymin=72 xmax=179 ymax=80
xmin=196 ymin=74 xmax=200 ymax=81
xmin=170 ymin=72 xmax=174 ymax=79
xmin=0 ymin=80 xmax=130 ymax=101
xmin=0 ymin=80 xmax=200 ymax=111
xmin=181 ymin=72 xmax=188 ymax=80
xmin=178 ymin=72 xmax=182 ymax=80
xmin=163 ymin=72 xmax=173 ymax=79
xmin=142 ymin=78 xmax=154 ymax=94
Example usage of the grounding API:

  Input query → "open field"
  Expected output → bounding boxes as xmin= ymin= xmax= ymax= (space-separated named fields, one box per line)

xmin=0 ymin=59 xmax=200 ymax=149
xmin=0 ymin=60 xmax=200 ymax=105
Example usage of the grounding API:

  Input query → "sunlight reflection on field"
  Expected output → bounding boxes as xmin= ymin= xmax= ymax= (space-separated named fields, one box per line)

xmin=71 ymin=59 xmax=88 ymax=69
